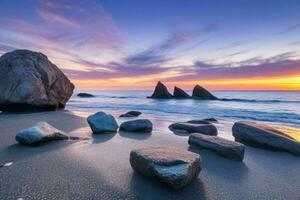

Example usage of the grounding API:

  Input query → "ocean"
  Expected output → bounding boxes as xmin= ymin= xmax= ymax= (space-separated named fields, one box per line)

xmin=66 ymin=90 xmax=300 ymax=139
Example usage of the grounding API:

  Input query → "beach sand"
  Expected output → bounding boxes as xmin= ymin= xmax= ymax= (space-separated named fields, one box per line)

xmin=0 ymin=111 xmax=299 ymax=200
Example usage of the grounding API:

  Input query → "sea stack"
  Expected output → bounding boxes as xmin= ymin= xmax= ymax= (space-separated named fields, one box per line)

xmin=0 ymin=49 xmax=74 ymax=112
xmin=192 ymin=85 xmax=218 ymax=100
xmin=149 ymin=81 xmax=172 ymax=98
xmin=173 ymin=86 xmax=190 ymax=98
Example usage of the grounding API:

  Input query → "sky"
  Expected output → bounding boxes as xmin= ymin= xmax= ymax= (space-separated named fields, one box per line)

xmin=0 ymin=0 xmax=300 ymax=90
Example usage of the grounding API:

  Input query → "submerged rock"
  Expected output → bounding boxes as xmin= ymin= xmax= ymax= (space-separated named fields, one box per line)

xmin=87 ymin=112 xmax=118 ymax=133
xmin=189 ymin=134 xmax=245 ymax=160
xmin=119 ymin=111 xmax=142 ymax=117
xmin=130 ymin=146 xmax=201 ymax=189
xmin=187 ymin=118 xmax=218 ymax=124
xmin=192 ymin=85 xmax=218 ymax=100
xmin=173 ymin=86 xmax=190 ymax=98
xmin=149 ymin=81 xmax=172 ymax=98
xmin=120 ymin=119 xmax=152 ymax=132
xmin=15 ymin=122 xmax=68 ymax=145
xmin=233 ymin=121 xmax=300 ymax=156
xmin=0 ymin=49 xmax=74 ymax=112
xmin=169 ymin=122 xmax=218 ymax=136
xmin=77 ymin=93 xmax=94 ymax=98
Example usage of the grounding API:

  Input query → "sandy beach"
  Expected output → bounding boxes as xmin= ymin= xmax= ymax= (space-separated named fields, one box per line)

xmin=0 ymin=111 xmax=299 ymax=200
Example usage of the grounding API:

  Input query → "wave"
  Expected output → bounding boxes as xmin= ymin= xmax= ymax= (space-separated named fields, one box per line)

xmin=220 ymin=98 xmax=300 ymax=103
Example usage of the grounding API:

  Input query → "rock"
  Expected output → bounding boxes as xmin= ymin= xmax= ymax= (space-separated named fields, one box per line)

xmin=173 ymin=86 xmax=190 ymax=98
xmin=0 ymin=49 xmax=74 ymax=112
xmin=120 ymin=119 xmax=152 ymax=132
xmin=77 ymin=93 xmax=94 ymax=98
xmin=169 ymin=122 xmax=217 ymax=136
xmin=233 ymin=121 xmax=300 ymax=156
xmin=203 ymin=118 xmax=218 ymax=123
xmin=119 ymin=111 xmax=142 ymax=117
xmin=192 ymin=85 xmax=218 ymax=100
xmin=187 ymin=118 xmax=218 ymax=124
xmin=87 ymin=112 xmax=118 ymax=133
xmin=15 ymin=122 xmax=68 ymax=145
xmin=130 ymin=146 xmax=201 ymax=189
xmin=189 ymin=134 xmax=245 ymax=160
xmin=149 ymin=81 xmax=172 ymax=98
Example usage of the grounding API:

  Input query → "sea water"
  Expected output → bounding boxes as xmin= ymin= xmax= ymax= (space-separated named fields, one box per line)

xmin=66 ymin=90 xmax=300 ymax=129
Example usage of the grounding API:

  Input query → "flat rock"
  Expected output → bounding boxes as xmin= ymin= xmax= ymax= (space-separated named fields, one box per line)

xmin=0 ymin=49 xmax=74 ymax=112
xmin=149 ymin=81 xmax=172 ymax=98
xmin=15 ymin=122 xmax=68 ymax=145
xmin=192 ymin=85 xmax=218 ymax=100
xmin=169 ymin=122 xmax=217 ymax=136
xmin=233 ymin=121 xmax=300 ymax=156
xmin=130 ymin=146 xmax=201 ymax=189
xmin=87 ymin=112 xmax=118 ymax=133
xmin=189 ymin=134 xmax=245 ymax=160
xmin=77 ymin=93 xmax=94 ymax=98
xmin=173 ymin=86 xmax=190 ymax=98
xmin=120 ymin=119 xmax=152 ymax=132
xmin=119 ymin=111 xmax=142 ymax=117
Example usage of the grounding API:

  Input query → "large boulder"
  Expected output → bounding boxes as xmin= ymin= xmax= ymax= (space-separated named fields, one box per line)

xmin=15 ymin=122 xmax=68 ymax=145
xmin=130 ymin=146 xmax=201 ymax=189
xmin=173 ymin=86 xmax=190 ymax=98
xmin=0 ymin=49 xmax=74 ymax=112
xmin=169 ymin=122 xmax=217 ymax=136
xmin=233 ymin=121 xmax=300 ymax=156
xmin=149 ymin=81 xmax=172 ymax=98
xmin=189 ymin=134 xmax=245 ymax=160
xmin=119 ymin=110 xmax=142 ymax=117
xmin=120 ymin=119 xmax=152 ymax=132
xmin=77 ymin=93 xmax=94 ymax=98
xmin=87 ymin=112 xmax=119 ymax=133
xmin=192 ymin=85 xmax=218 ymax=100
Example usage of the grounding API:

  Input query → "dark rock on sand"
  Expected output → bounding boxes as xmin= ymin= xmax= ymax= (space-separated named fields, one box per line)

xmin=149 ymin=81 xmax=172 ymax=98
xmin=77 ymin=93 xmax=94 ymax=98
xmin=173 ymin=86 xmax=190 ymax=98
xmin=169 ymin=122 xmax=218 ymax=136
xmin=119 ymin=111 xmax=142 ymax=117
xmin=189 ymin=134 xmax=245 ymax=160
xmin=87 ymin=112 xmax=119 ymax=133
xmin=192 ymin=85 xmax=218 ymax=100
xmin=0 ymin=49 xmax=74 ymax=112
xmin=233 ymin=121 xmax=300 ymax=156
xmin=15 ymin=122 xmax=68 ymax=145
xmin=130 ymin=146 xmax=201 ymax=189
xmin=120 ymin=119 xmax=152 ymax=132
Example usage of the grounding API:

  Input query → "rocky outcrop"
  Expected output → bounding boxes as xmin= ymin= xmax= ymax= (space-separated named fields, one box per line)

xmin=130 ymin=146 xmax=201 ymax=189
xmin=169 ymin=122 xmax=217 ymax=136
xmin=189 ymin=134 xmax=245 ymax=160
xmin=77 ymin=93 xmax=94 ymax=98
xmin=119 ymin=111 xmax=142 ymax=117
xmin=233 ymin=121 xmax=300 ymax=156
xmin=87 ymin=112 xmax=119 ymax=133
xmin=173 ymin=86 xmax=190 ymax=98
xmin=15 ymin=122 xmax=68 ymax=145
xmin=0 ymin=49 xmax=74 ymax=112
xmin=120 ymin=119 xmax=152 ymax=132
xmin=192 ymin=85 xmax=218 ymax=100
xmin=149 ymin=81 xmax=172 ymax=98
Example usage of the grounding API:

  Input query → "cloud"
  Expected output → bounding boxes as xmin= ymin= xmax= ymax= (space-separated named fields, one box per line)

xmin=279 ymin=23 xmax=300 ymax=34
xmin=165 ymin=52 xmax=300 ymax=81
xmin=37 ymin=9 xmax=79 ymax=26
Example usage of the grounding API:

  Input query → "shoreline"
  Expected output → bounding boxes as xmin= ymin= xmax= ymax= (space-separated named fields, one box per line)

xmin=0 ymin=110 xmax=299 ymax=199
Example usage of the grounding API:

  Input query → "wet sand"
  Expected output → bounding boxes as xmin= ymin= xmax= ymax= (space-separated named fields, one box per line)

xmin=0 ymin=111 xmax=299 ymax=200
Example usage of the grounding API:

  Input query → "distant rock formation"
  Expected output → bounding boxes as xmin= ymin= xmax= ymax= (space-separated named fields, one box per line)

xmin=77 ymin=93 xmax=94 ymax=98
xmin=0 ymin=49 xmax=74 ymax=112
xmin=192 ymin=85 xmax=218 ymax=100
xmin=173 ymin=86 xmax=190 ymax=98
xmin=149 ymin=81 xmax=172 ymax=98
